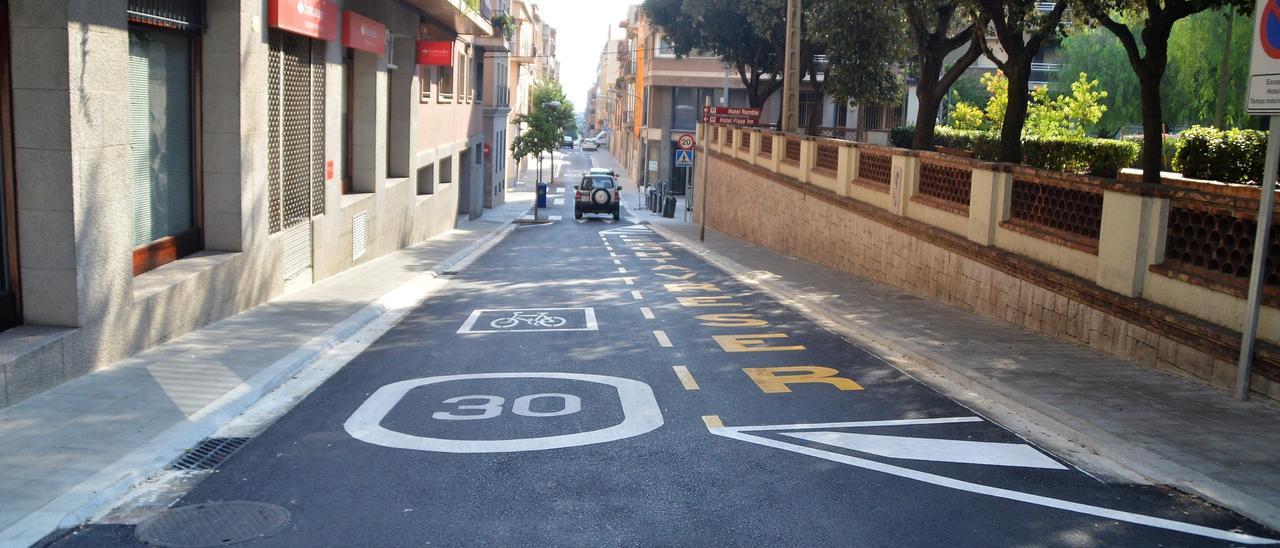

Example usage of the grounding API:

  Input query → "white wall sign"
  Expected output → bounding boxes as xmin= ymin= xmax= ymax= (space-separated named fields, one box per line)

xmin=648 ymin=160 xmax=659 ymax=172
xmin=345 ymin=373 xmax=663 ymax=453
xmin=1247 ymin=0 xmax=1280 ymax=113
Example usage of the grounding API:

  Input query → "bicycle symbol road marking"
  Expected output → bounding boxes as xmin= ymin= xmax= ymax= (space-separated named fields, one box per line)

xmin=458 ymin=308 xmax=598 ymax=334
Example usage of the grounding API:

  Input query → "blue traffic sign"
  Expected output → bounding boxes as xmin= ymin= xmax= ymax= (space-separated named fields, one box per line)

xmin=675 ymin=149 xmax=695 ymax=168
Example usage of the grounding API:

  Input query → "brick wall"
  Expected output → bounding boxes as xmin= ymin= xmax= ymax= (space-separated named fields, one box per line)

xmin=703 ymin=154 xmax=1279 ymax=401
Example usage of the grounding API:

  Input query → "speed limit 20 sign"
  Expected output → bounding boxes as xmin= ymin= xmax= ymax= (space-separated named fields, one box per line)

xmin=677 ymin=133 xmax=696 ymax=150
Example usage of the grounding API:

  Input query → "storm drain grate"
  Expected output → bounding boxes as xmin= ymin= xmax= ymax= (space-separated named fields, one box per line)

xmin=135 ymin=501 xmax=290 ymax=547
xmin=167 ymin=438 xmax=249 ymax=471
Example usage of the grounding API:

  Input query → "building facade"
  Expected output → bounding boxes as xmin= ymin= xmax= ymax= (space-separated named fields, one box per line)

xmin=0 ymin=0 xmax=550 ymax=408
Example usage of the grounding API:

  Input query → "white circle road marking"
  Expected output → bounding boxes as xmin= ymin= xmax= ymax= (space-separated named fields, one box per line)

xmin=344 ymin=373 xmax=664 ymax=453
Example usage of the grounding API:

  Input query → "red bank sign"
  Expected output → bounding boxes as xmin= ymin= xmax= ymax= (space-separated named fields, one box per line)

xmin=269 ymin=0 xmax=339 ymax=41
xmin=417 ymin=40 xmax=453 ymax=66
xmin=343 ymin=11 xmax=386 ymax=55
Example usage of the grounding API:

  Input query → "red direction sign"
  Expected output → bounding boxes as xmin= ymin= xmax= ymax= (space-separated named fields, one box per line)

xmin=677 ymin=133 xmax=696 ymax=150
xmin=701 ymin=106 xmax=763 ymax=125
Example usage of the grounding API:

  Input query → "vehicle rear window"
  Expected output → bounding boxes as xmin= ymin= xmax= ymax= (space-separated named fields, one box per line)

xmin=581 ymin=177 xmax=615 ymax=190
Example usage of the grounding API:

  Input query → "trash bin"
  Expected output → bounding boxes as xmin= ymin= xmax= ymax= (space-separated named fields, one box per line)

xmin=649 ymin=189 xmax=659 ymax=212
xmin=536 ymin=182 xmax=547 ymax=208
xmin=662 ymin=195 xmax=678 ymax=218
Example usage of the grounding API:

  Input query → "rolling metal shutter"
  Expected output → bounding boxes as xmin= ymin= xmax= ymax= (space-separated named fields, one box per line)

xmin=268 ymin=29 xmax=326 ymax=281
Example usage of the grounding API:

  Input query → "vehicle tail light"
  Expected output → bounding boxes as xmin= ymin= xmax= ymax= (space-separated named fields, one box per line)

xmin=575 ymin=191 xmax=583 ymax=199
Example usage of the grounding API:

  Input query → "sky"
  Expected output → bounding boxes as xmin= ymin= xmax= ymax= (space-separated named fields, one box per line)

xmin=537 ymin=0 xmax=636 ymax=111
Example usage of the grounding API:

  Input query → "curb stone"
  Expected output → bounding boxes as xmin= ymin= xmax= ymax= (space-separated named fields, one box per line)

xmin=11 ymin=220 xmax=522 ymax=548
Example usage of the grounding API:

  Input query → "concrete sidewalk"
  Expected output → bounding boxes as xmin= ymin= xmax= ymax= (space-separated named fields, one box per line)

xmin=596 ymin=150 xmax=1280 ymax=530
xmin=0 ymin=193 xmax=532 ymax=546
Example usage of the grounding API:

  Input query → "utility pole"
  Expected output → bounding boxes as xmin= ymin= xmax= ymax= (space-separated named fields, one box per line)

xmin=781 ymin=0 xmax=802 ymax=133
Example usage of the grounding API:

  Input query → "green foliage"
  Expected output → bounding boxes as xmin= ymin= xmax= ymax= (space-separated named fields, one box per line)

xmin=951 ymin=72 xmax=1108 ymax=138
xmin=950 ymin=73 xmax=987 ymax=106
xmin=1054 ymin=27 xmax=1140 ymax=136
xmin=490 ymin=13 xmax=515 ymax=37
xmin=980 ymin=72 xmax=1007 ymax=131
xmin=1020 ymin=136 xmax=1138 ymax=178
xmin=511 ymin=80 xmax=576 ymax=164
xmin=1172 ymin=125 xmax=1268 ymax=185
xmin=950 ymin=102 xmax=985 ymax=131
xmin=889 ymin=126 xmax=914 ymax=148
xmin=889 ymin=125 xmax=1139 ymax=177
xmin=1165 ymin=8 xmax=1256 ymax=129
xmin=807 ymin=1 xmax=908 ymax=107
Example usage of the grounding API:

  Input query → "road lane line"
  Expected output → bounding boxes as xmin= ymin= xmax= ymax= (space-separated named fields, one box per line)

xmin=653 ymin=330 xmax=673 ymax=347
xmin=631 ymin=290 xmax=643 ymax=300
xmin=640 ymin=307 xmax=655 ymax=319
xmin=623 ymin=277 xmax=635 ymax=285
xmin=613 ymin=259 xmax=622 ymax=265
xmin=618 ymin=267 xmax=628 ymax=273
xmin=610 ymin=252 xmax=619 ymax=258
xmin=672 ymin=366 xmax=700 ymax=390
xmin=732 ymin=417 xmax=985 ymax=432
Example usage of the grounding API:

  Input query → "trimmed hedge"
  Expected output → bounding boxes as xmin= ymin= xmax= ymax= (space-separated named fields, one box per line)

xmin=889 ymin=126 xmax=1139 ymax=178
xmin=1172 ymin=126 xmax=1267 ymax=185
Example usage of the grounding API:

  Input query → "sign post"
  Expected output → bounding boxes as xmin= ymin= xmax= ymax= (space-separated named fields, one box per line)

xmin=1237 ymin=0 xmax=1280 ymax=399
xmin=700 ymin=98 xmax=712 ymax=241
xmin=677 ymin=133 xmax=697 ymax=221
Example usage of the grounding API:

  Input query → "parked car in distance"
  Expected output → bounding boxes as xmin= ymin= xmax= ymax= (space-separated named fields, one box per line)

xmin=575 ymin=174 xmax=620 ymax=220
xmin=560 ymin=136 xmax=575 ymax=149
xmin=588 ymin=167 xmax=618 ymax=182
xmin=582 ymin=138 xmax=598 ymax=152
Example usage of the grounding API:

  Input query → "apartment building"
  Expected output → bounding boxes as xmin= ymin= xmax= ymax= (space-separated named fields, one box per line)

xmin=0 ymin=0 xmax=548 ymax=408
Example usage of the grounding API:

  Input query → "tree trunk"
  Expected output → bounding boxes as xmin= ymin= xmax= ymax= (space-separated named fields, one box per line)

xmin=999 ymin=65 xmax=1032 ymax=163
xmin=1214 ymin=10 xmax=1234 ymax=129
xmin=1139 ymin=65 xmax=1167 ymax=183
xmin=911 ymin=89 xmax=942 ymax=150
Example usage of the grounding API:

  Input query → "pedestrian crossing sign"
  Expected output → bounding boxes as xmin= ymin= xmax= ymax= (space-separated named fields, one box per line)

xmin=675 ymin=149 xmax=695 ymax=168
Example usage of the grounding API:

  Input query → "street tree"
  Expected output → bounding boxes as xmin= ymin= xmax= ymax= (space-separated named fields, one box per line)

xmin=807 ymin=1 xmax=910 ymax=135
xmin=967 ymin=0 xmax=1070 ymax=163
xmin=900 ymin=0 xmax=987 ymax=150
xmin=511 ymin=80 xmax=576 ymax=182
xmin=1078 ymin=0 xmax=1251 ymax=183
xmin=642 ymin=0 xmax=787 ymax=109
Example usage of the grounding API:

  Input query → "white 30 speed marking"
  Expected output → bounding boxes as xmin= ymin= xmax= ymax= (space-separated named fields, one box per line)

xmin=344 ymin=373 xmax=663 ymax=453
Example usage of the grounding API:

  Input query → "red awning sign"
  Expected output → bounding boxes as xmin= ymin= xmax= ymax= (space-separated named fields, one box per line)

xmin=268 ymin=0 xmax=339 ymax=41
xmin=343 ymin=11 xmax=386 ymax=55
xmin=417 ymin=40 xmax=453 ymax=66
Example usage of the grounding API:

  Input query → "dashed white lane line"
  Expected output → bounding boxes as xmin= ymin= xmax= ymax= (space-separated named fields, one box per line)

xmin=640 ymin=307 xmax=655 ymax=319
xmin=549 ymin=215 xmax=562 ymax=221
xmin=673 ymin=366 xmax=700 ymax=390
xmin=653 ymin=330 xmax=673 ymax=348
xmin=610 ymin=252 xmax=619 ymax=258
xmin=631 ymin=290 xmax=643 ymax=300
xmin=613 ymin=259 xmax=622 ymax=265
xmin=617 ymin=267 xmax=628 ymax=273
xmin=623 ymin=277 xmax=635 ymax=285
xmin=553 ymin=198 xmax=564 ymax=206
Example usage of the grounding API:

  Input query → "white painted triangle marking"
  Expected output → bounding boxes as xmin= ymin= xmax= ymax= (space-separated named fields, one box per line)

xmin=707 ymin=419 xmax=1279 ymax=545
xmin=780 ymin=431 xmax=1067 ymax=470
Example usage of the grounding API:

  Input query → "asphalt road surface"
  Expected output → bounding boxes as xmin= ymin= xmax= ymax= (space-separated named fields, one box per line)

xmin=51 ymin=148 xmax=1280 ymax=547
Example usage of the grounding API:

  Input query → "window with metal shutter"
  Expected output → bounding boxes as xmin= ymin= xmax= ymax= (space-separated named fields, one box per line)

xmin=128 ymin=29 xmax=193 ymax=247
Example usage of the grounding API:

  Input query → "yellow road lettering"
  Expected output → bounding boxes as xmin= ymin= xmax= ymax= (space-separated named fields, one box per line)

xmin=742 ymin=366 xmax=864 ymax=393
xmin=677 ymin=296 xmax=742 ymax=307
xmin=664 ymin=283 xmax=721 ymax=293
xmin=696 ymin=313 xmax=769 ymax=327
xmin=713 ymin=333 xmax=806 ymax=352
xmin=657 ymin=272 xmax=698 ymax=280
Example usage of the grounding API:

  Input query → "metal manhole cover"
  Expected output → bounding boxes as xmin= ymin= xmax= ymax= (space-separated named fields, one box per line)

xmin=135 ymin=502 xmax=289 ymax=547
